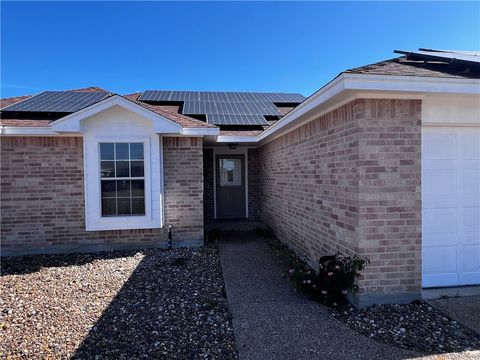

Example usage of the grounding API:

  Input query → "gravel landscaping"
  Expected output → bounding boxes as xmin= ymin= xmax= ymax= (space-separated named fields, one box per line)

xmin=429 ymin=295 xmax=480 ymax=336
xmin=0 ymin=242 xmax=237 ymax=359
xmin=334 ymin=301 xmax=480 ymax=354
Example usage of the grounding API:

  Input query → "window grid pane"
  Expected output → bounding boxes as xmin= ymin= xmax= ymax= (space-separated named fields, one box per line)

xmin=100 ymin=142 xmax=145 ymax=217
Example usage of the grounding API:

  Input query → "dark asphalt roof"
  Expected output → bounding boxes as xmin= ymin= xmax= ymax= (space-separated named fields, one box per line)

xmin=346 ymin=56 xmax=480 ymax=79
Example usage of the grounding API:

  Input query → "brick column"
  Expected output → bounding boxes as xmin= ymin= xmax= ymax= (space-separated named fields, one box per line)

xmin=354 ymin=99 xmax=422 ymax=306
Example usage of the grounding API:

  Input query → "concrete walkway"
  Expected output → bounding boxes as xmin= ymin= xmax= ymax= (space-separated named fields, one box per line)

xmin=218 ymin=232 xmax=418 ymax=360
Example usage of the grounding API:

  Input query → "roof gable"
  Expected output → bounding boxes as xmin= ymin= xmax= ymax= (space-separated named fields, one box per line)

xmin=50 ymin=95 xmax=182 ymax=134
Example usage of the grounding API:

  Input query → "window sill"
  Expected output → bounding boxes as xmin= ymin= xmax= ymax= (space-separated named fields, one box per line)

xmin=86 ymin=217 xmax=162 ymax=232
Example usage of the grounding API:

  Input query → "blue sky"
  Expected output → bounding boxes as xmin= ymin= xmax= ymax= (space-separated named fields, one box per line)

xmin=1 ymin=1 xmax=479 ymax=98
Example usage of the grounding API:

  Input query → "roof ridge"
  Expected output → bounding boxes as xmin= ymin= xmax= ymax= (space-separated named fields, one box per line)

xmin=0 ymin=94 xmax=32 ymax=102
xmin=345 ymin=57 xmax=402 ymax=73
xmin=0 ymin=95 xmax=34 ymax=110
xmin=142 ymin=89 xmax=305 ymax=95
xmin=70 ymin=86 xmax=110 ymax=93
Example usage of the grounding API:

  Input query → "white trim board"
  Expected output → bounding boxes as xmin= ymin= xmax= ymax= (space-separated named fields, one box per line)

xmin=1 ymin=127 xmax=218 ymax=137
xmin=216 ymin=135 xmax=258 ymax=143
xmin=257 ymin=74 xmax=480 ymax=145
xmin=182 ymin=127 xmax=219 ymax=136
xmin=0 ymin=126 xmax=74 ymax=136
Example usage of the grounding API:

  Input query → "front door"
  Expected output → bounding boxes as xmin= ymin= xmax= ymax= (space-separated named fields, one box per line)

xmin=216 ymin=155 xmax=246 ymax=219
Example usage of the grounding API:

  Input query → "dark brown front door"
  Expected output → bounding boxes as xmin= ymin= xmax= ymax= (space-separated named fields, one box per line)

xmin=216 ymin=155 xmax=246 ymax=219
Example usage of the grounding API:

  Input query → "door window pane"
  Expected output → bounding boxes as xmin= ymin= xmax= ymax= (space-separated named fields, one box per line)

xmin=219 ymin=158 xmax=242 ymax=187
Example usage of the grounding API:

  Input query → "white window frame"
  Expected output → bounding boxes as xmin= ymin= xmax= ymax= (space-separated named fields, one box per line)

xmin=85 ymin=135 xmax=162 ymax=231
xmin=99 ymin=141 xmax=147 ymax=218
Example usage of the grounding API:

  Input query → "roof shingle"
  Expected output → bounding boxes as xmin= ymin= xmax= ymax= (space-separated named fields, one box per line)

xmin=123 ymin=93 xmax=216 ymax=128
xmin=346 ymin=57 xmax=480 ymax=79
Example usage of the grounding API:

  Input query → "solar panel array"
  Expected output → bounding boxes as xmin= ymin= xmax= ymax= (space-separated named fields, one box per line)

xmin=138 ymin=90 xmax=305 ymax=103
xmin=139 ymin=90 xmax=305 ymax=126
xmin=207 ymin=114 xmax=268 ymax=126
xmin=2 ymin=91 xmax=110 ymax=112
xmin=182 ymin=101 xmax=282 ymax=116
xmin=1 ymin=89 xmax=304 ymax=127
xmin=395 ymin=49 xmax=480 ymax=67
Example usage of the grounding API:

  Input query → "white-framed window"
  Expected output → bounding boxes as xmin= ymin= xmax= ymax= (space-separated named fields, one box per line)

xmin=74 ymin=104 xmax=179 ymax=232
xmin=99 ymin=142 xmax=146 ymax=217
xmin=84 ymin=131 xmax=162 ymax=231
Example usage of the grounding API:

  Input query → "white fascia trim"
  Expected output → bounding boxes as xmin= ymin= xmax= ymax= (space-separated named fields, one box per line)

xmin=182 ymin=127 xmax=219 ymax=136
xmin=1 ymin=126 xmax=219 ymax=137
xmin=0 ymin=126 xmax=58 ymax=136
xmin=342 ymin=73 xmax=480 ymax=94
xmin=258 ymin=74 xmax=346 ymax=142
xmin=216 ymin=135 xmax=258 ymax=143
xmin=50 ymin=95 xmax=182 ymax=134
xmin=257 ymin=74 xmax=480 ymax=144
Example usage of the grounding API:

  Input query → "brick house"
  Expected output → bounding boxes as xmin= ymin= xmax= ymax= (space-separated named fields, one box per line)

xmin=1 ymin=49 xmax=479 ymax=306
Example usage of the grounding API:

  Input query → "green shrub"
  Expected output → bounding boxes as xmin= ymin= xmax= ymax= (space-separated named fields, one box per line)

xmin=262 ymin=234 xmax=368 ymax=308
xmin=287 ymin=253 xmax=369 ymax=307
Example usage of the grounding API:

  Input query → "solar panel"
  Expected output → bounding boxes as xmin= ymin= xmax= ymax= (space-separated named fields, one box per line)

xmin=2 ymin=91 xmax=110 ymax=112
xmin=138 ymin=90 xmax=305 ymax=103
xmin=182 ymin=101 xmax=282 ymax=116
xmin=207 ymin=114 xmax=268 ymax=126
xmin=394 ymin=49 xmax=480 ymax=67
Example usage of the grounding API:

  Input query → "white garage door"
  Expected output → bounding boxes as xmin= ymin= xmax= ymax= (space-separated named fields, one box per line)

xmin=422 ymin=126 xmax=480 ymax=288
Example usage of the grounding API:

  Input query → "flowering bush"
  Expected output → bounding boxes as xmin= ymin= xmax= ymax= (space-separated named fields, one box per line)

xmin=258 ymin=229 xmax=369 ymax=308
xmin=289 ymin=253 xmax=369 ymax=307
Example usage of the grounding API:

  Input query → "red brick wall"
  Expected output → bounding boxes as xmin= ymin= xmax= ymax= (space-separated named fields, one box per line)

xmin=356 ymin=99 xmax=422 ymax=296
xmin=163 ymin=137 xmax=204 ymax=240
xmin=258 ymin=99 xmax=422 ymax=299
xmin=1 ymin=136 xmax=204 ymax=254
xmin=258 ymin=103 xmax=361 ymax=262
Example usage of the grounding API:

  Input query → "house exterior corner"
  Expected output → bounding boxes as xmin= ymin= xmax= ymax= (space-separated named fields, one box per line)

xmin=257 ymin=98 xmax=423 ymax=305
